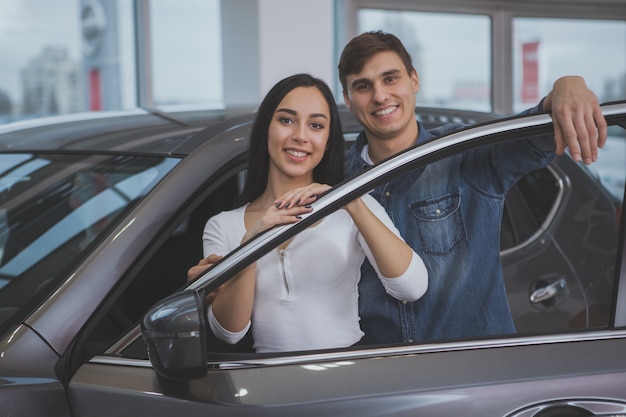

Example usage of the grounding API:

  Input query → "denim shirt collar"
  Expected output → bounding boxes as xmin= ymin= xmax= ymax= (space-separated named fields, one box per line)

xmin=346 ymin=119 xmax=447 ymax=182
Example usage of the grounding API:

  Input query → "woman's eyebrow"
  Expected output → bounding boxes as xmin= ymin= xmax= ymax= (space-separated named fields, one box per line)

xmin=275 ymin=107 xmax=297 ymax=115
xmin=276 ymin=108 xmax=328 ymax=119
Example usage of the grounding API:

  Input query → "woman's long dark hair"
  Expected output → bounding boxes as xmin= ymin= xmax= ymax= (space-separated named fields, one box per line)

xmin=238 ymin=73 xmax=345 ymax=204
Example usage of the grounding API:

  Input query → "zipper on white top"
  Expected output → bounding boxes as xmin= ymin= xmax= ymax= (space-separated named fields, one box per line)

xmin=278 ymin=248 xmax=291 ymax=296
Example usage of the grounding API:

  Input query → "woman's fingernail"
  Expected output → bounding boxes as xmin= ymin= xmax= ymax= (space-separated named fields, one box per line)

xmin=304 ymin=204 xmax=312 ymax=209
xmin=285 ymin=202 xmax=290 ymax=209
xmin=295 ymin=215 xmax=302 ymax=219
xmin=295 ymin=199 xmax=300 ymax=206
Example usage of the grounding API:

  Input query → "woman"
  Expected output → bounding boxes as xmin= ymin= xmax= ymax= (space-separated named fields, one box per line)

xmin=204 ymin=74 xmax=428 ymax=353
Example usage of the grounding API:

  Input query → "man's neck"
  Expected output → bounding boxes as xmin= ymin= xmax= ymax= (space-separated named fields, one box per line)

xmin=365 ymin=126 xmax=419 ymax=164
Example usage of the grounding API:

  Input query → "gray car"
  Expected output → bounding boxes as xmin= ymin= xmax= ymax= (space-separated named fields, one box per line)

xmin=0 ymin=102 xmax=624 ymax=416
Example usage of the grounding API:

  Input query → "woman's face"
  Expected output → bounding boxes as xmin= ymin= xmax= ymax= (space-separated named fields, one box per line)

xmin=267 ymin=86 xmax=331 ymax=181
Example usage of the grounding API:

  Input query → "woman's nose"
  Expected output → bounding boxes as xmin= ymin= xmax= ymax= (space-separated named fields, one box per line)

xmin=291 ymin=124 xmax=308 ymax=142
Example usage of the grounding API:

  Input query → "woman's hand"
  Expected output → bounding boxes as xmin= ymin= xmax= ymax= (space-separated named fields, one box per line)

xmin=274 ymin=183 xmax=331 ymax=209
xmin=243 ymin=203 xmax=313 ymax=242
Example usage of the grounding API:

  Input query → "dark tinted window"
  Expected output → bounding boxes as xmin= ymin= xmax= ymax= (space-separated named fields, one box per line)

xmin=501 ymin=167 xmax=559 ymax=249
xmin=0 ymin=153 xmax=179 ymax=337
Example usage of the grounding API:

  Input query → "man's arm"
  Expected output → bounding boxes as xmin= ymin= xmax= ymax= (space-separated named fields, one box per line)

xmin=542 ymin=76 xmax=608 ymax=165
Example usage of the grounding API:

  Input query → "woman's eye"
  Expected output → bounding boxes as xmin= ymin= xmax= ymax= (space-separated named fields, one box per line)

xmin=279 ymin=117 xmax=293 ymax=124
xmin=310 ymin=122 xmax=324 ymax=130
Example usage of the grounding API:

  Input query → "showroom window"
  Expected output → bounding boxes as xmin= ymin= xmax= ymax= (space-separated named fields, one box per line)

xmin=513 ymin=17 xmax=626 ymax=113
xmin=357 ymin=9 xmax=492 ymax=112
xmin=347 ymin=1 xmax=626 ymax=115
xmin=0 ymin=0 xmax=223 ymax=123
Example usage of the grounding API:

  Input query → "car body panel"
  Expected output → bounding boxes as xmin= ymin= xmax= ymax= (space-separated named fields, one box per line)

xmin=69 ymin=333 xmax=626 ymax=416
xmin=0 ymin=324 xmax=70 ymax=417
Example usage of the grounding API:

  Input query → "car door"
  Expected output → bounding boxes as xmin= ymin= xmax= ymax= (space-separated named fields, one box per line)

xmin=66 ymin=103 xmax=626 ymax=417
xmin=501 ymin=155 xmax=620 ymax=332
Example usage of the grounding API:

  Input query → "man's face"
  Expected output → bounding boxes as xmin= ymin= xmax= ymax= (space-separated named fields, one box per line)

xmin=343 ymin=51 xmax=420 ymax=144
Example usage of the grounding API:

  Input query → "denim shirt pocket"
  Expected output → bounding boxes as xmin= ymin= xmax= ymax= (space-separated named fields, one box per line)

xmin=409 ymin=193 xmax=467 ymax=255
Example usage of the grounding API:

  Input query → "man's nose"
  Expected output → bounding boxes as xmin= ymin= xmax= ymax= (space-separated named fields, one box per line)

xmin=372 ymin=84 xmax=388 ymax=104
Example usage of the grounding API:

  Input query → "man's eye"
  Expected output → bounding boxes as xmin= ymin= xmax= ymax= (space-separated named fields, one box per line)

xmin=355 ymin=84 xmax=369 ymax=91
xmin=385 ymin=76 xmax=397 ymax=83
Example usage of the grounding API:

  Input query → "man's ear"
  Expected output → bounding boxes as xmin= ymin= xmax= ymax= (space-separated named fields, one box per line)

xmin=343 ymin=91 xmax=352 ymax=112
xmin=411 ymin=70 xmax=420 ymax=94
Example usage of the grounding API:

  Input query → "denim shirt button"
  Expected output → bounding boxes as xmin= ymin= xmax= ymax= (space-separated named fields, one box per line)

xmin=402 ymin=300 xmax=408 ymax=305
xmin=385 ymin=191 xmax=391 ymax=197
xmin=435 ymin=208 xmax=441 ymax=214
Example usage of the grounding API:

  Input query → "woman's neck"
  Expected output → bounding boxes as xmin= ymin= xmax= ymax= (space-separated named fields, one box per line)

xmin=253 ymin=172 xmax=313 ymax=210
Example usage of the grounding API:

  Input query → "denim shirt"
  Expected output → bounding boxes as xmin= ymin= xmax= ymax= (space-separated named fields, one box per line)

xmin=345 ymin=104 xmax=556 ymax=344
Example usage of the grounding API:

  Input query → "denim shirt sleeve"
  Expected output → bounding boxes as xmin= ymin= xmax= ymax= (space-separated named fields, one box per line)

xmin=514 ymin=97 xmax=554 ymax=152
xmin=460 ymin=98 xmax=556 ymax=195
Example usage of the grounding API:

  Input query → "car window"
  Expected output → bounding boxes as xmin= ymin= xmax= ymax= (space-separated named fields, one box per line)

xmin=501 ymin=166 xmax=560 ymax=249
xmin=593 ymin=125 xmax=626 ymax=203
xmin=0 ymin=153 xmax=179 ymax=337
xmin=80 ymin=165 xmax=247 ymax=359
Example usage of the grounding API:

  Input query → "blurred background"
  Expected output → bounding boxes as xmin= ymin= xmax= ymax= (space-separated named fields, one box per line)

xmin=1 ymin=0 xmax=625 ymax=121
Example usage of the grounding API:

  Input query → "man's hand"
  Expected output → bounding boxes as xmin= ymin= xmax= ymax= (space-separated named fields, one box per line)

xmin=542 ymin=76 xmax=607 ymax=165
xmin=187 ymin=253 xmax=223 ymax=282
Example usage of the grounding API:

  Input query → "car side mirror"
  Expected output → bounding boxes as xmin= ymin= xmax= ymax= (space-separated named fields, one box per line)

xmin=141 ymin=290 xmax=207 ymax=380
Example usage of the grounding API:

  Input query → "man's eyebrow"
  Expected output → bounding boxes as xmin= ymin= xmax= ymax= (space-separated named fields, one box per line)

xmin=350 ymin=68 xmax=402 ymax=89
xmin=382 ymin=68 xmax=402 ymax=77
xmin=275 ymin=108 xmax=328 ymax=119
xmin=349 ymin=78 xmax=371 ymax=90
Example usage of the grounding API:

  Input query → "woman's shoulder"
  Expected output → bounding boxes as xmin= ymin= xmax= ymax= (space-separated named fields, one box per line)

xmin=206 ymin=204 xmax=247 ymax=229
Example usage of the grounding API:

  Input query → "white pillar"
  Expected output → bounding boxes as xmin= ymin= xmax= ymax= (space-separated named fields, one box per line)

xmin=221 ymin=0 xmax=335 ymax=108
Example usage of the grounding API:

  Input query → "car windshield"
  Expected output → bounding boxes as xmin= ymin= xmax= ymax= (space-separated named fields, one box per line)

xmin=0 ymin=153 xmax=179 ymax=335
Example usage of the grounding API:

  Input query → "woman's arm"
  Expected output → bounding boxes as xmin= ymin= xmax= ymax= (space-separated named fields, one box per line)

xmin=208 ymin=202 xmax=313 ymax=339
xmin=274 ymin=184 xmax=428 ymax=301
xmin=210 ymin=262 xmax=257 ymax=333
xmin=202 ymin=211 xmax=256 ymax=339
xmin=344 ymin=197 xmax=412 ymax=278
xmin=350 ymin=195 xmax=428 ymax=301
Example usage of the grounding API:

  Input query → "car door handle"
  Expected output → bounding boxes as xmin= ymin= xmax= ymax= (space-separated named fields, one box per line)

xmin=530 ymin=278 xmax=568 ymax=304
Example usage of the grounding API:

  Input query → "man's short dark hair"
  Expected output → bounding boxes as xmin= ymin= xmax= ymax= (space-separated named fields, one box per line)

xmin=338 ymin=31 xmax=415 ymax=93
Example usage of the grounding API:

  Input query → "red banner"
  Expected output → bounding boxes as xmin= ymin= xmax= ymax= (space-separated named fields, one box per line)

xmin=89 ymin=69 xmax=102 ymax=111
xmin=521 ymin=41 xmax=539 ymax=103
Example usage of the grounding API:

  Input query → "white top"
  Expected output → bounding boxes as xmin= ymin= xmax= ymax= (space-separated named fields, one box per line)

xmin=203 ymin=194 xmax=427 ymax=353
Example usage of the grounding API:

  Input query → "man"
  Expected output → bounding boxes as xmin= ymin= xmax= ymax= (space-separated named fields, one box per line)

xmin=190 ymin=31 xmax=606 ymax=345
xmin=338 ymin=31 xmax=605 ymax=344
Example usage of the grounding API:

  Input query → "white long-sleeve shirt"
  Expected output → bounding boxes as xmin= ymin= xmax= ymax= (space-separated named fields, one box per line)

xmin=203 ymin=194 xmax=427 ymax=353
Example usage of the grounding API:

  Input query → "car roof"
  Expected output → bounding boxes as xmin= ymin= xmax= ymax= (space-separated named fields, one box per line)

xmin=0 ymin=106 xmax=499 ymax=156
